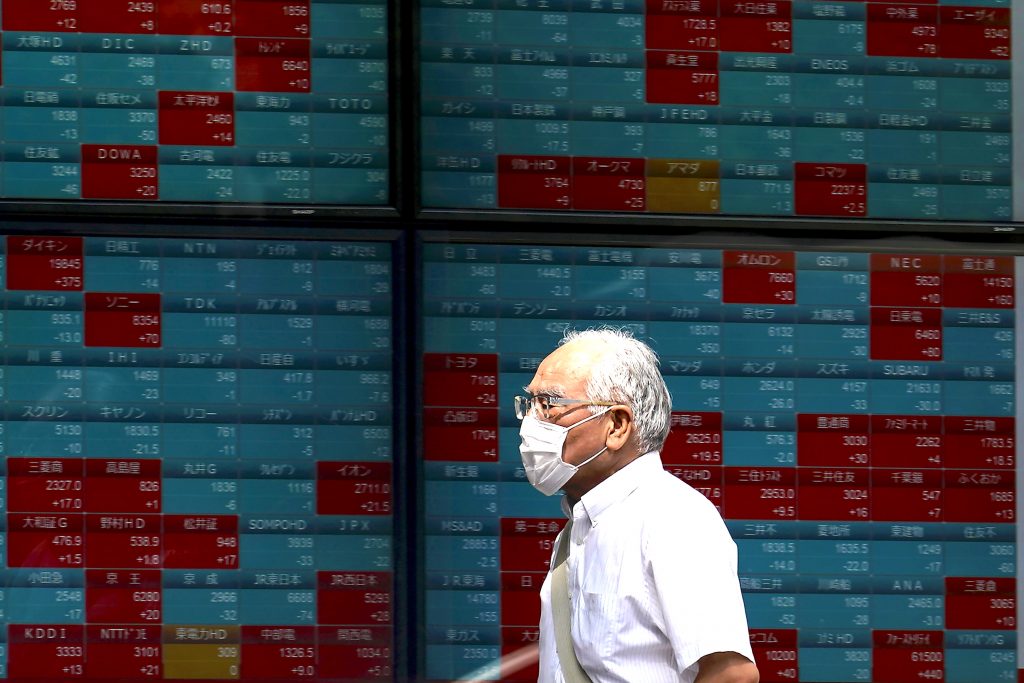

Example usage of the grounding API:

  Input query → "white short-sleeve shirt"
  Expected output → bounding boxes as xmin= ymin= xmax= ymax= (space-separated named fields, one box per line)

xmin=538 ymin=451 xmax=754 ymax=683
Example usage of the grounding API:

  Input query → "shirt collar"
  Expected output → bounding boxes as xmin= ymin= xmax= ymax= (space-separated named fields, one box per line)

xmin=575 ymin=451 xmax=662 ymax=528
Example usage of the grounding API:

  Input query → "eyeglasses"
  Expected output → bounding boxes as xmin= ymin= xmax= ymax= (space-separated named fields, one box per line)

xmin=513 ymin=394 xmax=617 ymax=421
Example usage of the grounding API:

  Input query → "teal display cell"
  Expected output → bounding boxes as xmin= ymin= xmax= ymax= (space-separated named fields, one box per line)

xmin=310 ymin=167 xmax=389 ymax=204
xmin=423 ymin=317 xmax=499 ymax=353
xmin=499 ymin=319 xmax=572 ymax=355
xmin=311 ymin=60 xmax=386 ymax=93
xmin=7 ymin=311 xmax=82 ymax=346
xmin=85 ymin=422 xmax=162 ymax=460
xmin=78 ymin=109 xmax=156 ymax=145
xmin=494 ymin=11 xmax=572 ymax=46
xmin=795 ymin=325 xmax=869 ymax=359
xmin=85 ymin=367 xmax=161 ymax=403
xmin=425 ymin=644 xmax=501 ymax=681
xmin=237 ymin=589 xmax=316 ymax=624
xmin=572 ymin=265 xmax=647 ymax=301
xmin=663 ymin=375 xmax=722 ymax=413
xmin=795 ymin=378 xmax=870 ymax=414
xmin=736 ymin=540 xmax=797 ymax=574
xmin=0 ymin=163 xmax=76 ymax=198
xmin=866 ymin=379 xmax=943 ymax=414
xmin=939 ymin=78 xmax=1011 ymax=113
xmin=792 ymin=74 xmax=865 ymax=109
xmin=718 ymin=127 xmax=792 ymax=159
xmin=157 ymin=168 xmax=234 ymax=202
xmin=5 ymin=422 xmax=84 ymax=458
xmin=797 ymin=594 xmax=871 ymax=629
xmin=161 ymin=479 xmax=240 ymax=514
xmin=644 ymin=122 xmax=721 ymax=157
xmin=569 ymin=68 xmax=645 ymax=103
xmin=315 ymin=425 xmax=392 ymax=461
xmin=866 ymin=130 xmax=938 ymax=164
xmin=719 ymin=179 xmax=794 ymax=214
xmin=865 ymin=76 xmax=940 ymax=112
xmin=425 ymin=536 xmax=499 ymax=571
xmin=425 ymin=481 xmax=500 ymax=517
xmin=792 ymin=127 xmax=867 ymax=164
xmin=311 ymin=2 xmax=386 ymax=39
xmin=421 ymin=64 xmax=494 ymax=99
xmin=238 ymin=480 xmax=315 ymax=514
xmin=76 ymin=54 xmax=158 ymax=88
xmin=941 ymin=184 xmax=1012 ymax=221
xmin=945 ymin=648 xmax=1015 ymax=683
xmin=159 ymin=425 xmax=237 ymax=459
xmin=742 ymin=595 xmax=799 ymax=627
xmin=239 ymin=537 xmax=316 ymax=569
xmin=867 ymin=183 xmax=941 ymax=220
xmin=796 ymin=647 xmax=871 ymax=683
xmin=423 ymin=123 xmax=497 ymax=156
xmin=3 ymin=56 xmax=79 ymax=88
xmin=568 ymin=13 xmax=643 ymax=48
xmin=230 ymin=168 xmax=312 ymax=203
xmin=570 ymin=121 xmax=646 ymax=157
xmin=647 ymin=268 xmax=722 ymax=301
xmin=156 ymin=57 xmax=235 ymax=90
xmin=499 ymin=481 xmax=564 ymax=518
xmin=312 ymin=114 xmax=389 ymax=149
xmin=315 ymin=539 xmax=391 ymax=572
xmin=870 ymin=540 xmax=944 ymax=575
xmin=871 ymin=594 xmax=944 ymax=629
xmin=943 ymin=327 xmax=1014 ymax=362
xmin=796 ymin=541 xmax=872 ymax=575
xmin=943 ymin=381 xmax=1013 ymax=416
xmin=161 ymin=368 xmax=238 ymax=404
xmin=496 ymin=67 xmax=571 ymax=102
xmin=722 ymin=431 xmax=796 ymax=466
xmin=84 ymin=256 xmax=162 ymax=292
xmin=940 ymin=131 xmax=1011 ymax=167
xmin=722 ymin=324 xmax=797 ymax=359
xmin=792 ymin=20 xmax=865 ymax=54
xmin=720 ymin=72 xmax=793 ymax=107
xmin=161 ymin=588 xmax=240 ymax=623
xmin=238 ymin=425 xmax=314 ymax=460
xmin=424 ymin=262 xmax=501 ymax=298
xmin=234 ymin=112 xmax=315 ymax=147
xmin=315 ymin=317 xmax=391 ymax=352
xmin=426 ymin=590 xmax=502 ymax=625
xmin=162 ymin=260 xmax=239 ymax=292
xmin=238 ymin=369 xmax=318 ymax=404
xmin=7 ymin=587 xmax=81 ymax=623
xmin=420 ymin=9 xmax=498 ymax=45
xmin=496 ymin=119 xmax=569 ymax=155
xmin=944 ymin=541 xmax=1015 ymax=576
xmin=6 ymin=365 xmax=82 ymax=401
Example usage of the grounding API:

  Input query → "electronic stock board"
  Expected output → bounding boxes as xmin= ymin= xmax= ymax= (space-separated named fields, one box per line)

xmin=419 ymin=0 xmax=1019 ymax=226
xmin=0 ymin=232 xmax=396 ymax=682
xmin=0 ymin=0 xmax=389 ymax=209
xmin=421 ymin=236 xmax=1020 ymax=682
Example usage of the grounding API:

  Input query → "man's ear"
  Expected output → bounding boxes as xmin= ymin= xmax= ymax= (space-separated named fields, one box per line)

xmin=606 ymin=405 xmax=633 ymax=451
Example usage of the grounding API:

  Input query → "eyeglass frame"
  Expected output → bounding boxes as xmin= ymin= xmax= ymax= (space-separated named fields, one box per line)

xmin=513 ymin=393 xmax=618 ymax=421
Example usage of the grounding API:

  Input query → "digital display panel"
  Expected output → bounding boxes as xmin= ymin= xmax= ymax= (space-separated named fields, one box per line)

xmin=421 ymin=237 xmax=1019 ymax=682
xmin=0 ymin=233 xmax=395 ymax=681
xmin=0 ymin=0 xmax=388 ymax=210
xmin=419 ymin=0 xmax=1018 ymax=227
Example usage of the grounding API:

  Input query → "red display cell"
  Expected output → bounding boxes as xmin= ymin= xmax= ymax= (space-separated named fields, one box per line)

xmin=422 ymin=407 xmax=499 ymax=461
xmin=646 ymin=51 xmax=719 ymax=105
xmin=501 ymin=572 xmax=546 ymax=626
xmin=423 ymin=353 xmax=499 ymax=408
xmin=8 ymin=624 xmax=85 ymax=679
xmin=939 ymin=6 xmax=1010 ymax=59
xmin=866 ymin=4 xmax=940 ymax=57
xmin=719 ymin=0 xmax=792 ymax=53
xmin=722 ymin=250 xmax=796 ymax=304
xmin=316 ymin=461 xmax=392 ymax=515
xmin=86 ymin=569 xmax=162 ymax=624
xmin=944 ymin=469 xmax=1014 ymax=523
xmin=163 ymin=514 xmax=239 ymax=568
xmin=869 ymin=307 xmax=943 ymax=361
xmin=85 ymin=514 xmax=163 ymax=568
xmin=81 ymin=144 xmax=158 ymax=200
xmin=871 ymin=469 xmax=942 ymax=521
xmin=796 ymin=414 xmax=870 ymax=467
xmin=317 ymin=625 xmax=391 ymax=679
xmin=85 ymin=624 xmax=161 ymax=679
xmin=7 ymin=457 xmax=85 ymax=512
xmin=500 ymin=628 xmax=541 ymax=682
xmin=241 ymin=626 xmax=317 ymax=679
xmin=944 ymin=416 xmax=1014 ymax=469
xmin=235 ymin=0 xmax=311 ymax=37
xmin=84 ymin=292 xmax=162 ymax=347
xmin=794 ymin=163 xmax=867 ymax=216
xmin=317 ymin=571 xmax=392 ymax=625
xmin=235 ymin=37 xmax=311 ymax=92
xmin=158 ymin=0 xmax=234 ymax=35
xmin=159 ymin=91 xmax=235 ymax=146
xmin=941 ymin=255 xmax=1014 ymax=308
xmin=2 ymin=0 xmax=76 ymax=31
xmin=750 ymin=629 xmax=799 ymax=683
xmin=723 ymin=467 xmax=797 ymax=520
xmin=664 ymin=411 xmax=723 ymax=465
xmin=872 ymin=630 xmax=944 ymax=683
xmin=870 ymin=254 xmax=943 ymax=307
xmin=645 ymin=0 xmax=719 ymax=50
xmin=497 ymin=155 xmax=572 ymax=209
xmin=500 ymin=517 xmax=564 ymax=572
xmin=84 ymin=459 xmax=162 ymax=513
xmin=798 ymin=468 xmax=869 ymax=521
xmin=871 ymin=414 xmax=943 ymax=468
xmin=572 ymin=156 xmax=646 ymax=211
xmin=8 ymin=513 xmax=84 ymax=568
xmin=6 ymin=235 xmax=84 ymax=291
xmin=78 ymin=0 xmax=157 ymax=33
xmin=666 ymin=465 xmax=723 ymax=509
xmin=946 ymin=577 xmax=1016 ymax=630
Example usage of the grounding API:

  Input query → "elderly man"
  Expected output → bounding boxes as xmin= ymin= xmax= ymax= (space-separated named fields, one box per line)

xmin=517 ymin=328 xmax=758 ymax=683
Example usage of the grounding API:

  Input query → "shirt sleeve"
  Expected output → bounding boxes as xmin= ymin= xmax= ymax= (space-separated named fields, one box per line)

xmin=645 ymin=494 xmax=755 ymax=676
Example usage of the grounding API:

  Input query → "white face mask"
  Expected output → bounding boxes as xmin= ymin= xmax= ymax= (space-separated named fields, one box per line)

xmin=518 ymin=409 xmax=610 ymax=496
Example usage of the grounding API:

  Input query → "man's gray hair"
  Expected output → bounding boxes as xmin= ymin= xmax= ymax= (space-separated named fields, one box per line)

xmin=560 ymin=328 xmax=672 ymax=453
